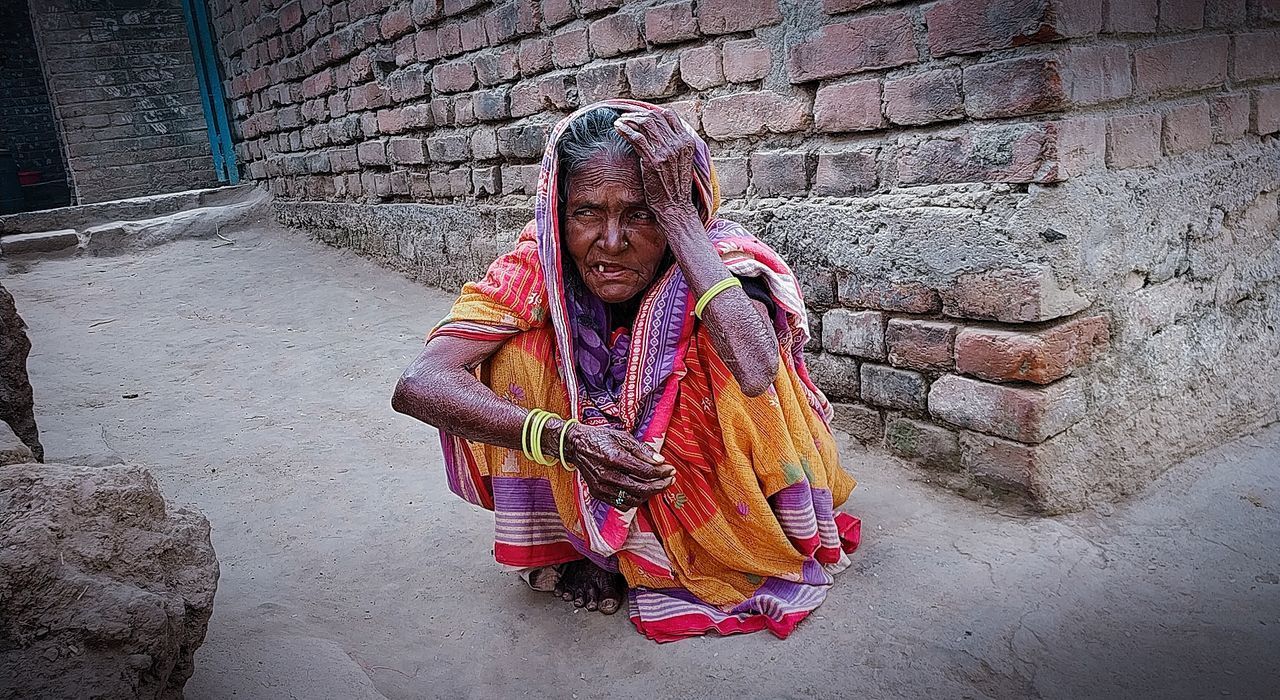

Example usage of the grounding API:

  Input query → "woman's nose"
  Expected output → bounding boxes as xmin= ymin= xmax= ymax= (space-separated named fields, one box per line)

xmin=597 ymin=217 xmax=627 ymax=254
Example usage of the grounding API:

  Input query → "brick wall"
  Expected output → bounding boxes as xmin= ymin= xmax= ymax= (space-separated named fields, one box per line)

xmin=29 ymin=0 xmax=221 ymax=204
xmin=210 ymin=0 xmax=1280 ymax=511
xmin=0 ymin=1 xmax=70 ymax=209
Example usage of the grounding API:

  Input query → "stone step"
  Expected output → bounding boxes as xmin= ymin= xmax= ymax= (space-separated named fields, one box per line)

xmin=0 ymin=229 xmax=79 ymax=256
xmin=0 ymin=184 xmax=257 ymax=235
xmin=0 ymin=421 xmax=34 ymax=466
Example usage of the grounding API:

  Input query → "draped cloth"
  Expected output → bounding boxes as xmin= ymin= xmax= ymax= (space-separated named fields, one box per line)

xmin=429 ymin=99 xmax=860 ymax=642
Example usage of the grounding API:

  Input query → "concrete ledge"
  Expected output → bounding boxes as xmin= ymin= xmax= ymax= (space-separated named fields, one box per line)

xmin=1 ymin=229 xmax=79 ymax=256
xmin=0 ymin=184 xmax=258 ymax=235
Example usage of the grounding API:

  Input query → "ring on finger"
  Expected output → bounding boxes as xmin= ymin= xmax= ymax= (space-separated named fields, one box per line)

xmin=614 ymin=490 xmax=627 ymax=508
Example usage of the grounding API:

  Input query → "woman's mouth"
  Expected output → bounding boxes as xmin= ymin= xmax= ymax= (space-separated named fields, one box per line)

xmin=590 ymin=262 xmax=631 ymax=280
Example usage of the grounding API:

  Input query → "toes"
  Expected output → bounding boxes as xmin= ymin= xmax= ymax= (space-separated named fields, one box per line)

xmin=585 ymin=583 xmax=600 ymax=611
xmin=598 ymin=596 xmax=621 ymax=615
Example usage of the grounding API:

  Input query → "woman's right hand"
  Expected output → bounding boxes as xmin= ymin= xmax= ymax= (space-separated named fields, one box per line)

xmin=563 ymin=423 xmax=675 ymax=510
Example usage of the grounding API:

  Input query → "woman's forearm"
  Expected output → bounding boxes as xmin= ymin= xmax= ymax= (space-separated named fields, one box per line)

xmin=659 ymin=211 xmax=780 ymax=396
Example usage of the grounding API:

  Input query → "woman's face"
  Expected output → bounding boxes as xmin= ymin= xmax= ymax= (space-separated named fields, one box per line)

xmin=562 ymin=151 xmax=668 ymax=304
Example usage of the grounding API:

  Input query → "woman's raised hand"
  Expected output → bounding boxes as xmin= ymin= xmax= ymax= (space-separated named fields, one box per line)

xmin=563 ymin=422 xmax=675 ymax=510
xmin=613 ymin=108 xmax=699 ymax=222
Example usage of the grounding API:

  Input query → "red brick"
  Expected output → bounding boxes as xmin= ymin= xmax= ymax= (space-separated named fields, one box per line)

xmin=444 ymin=0 xmax=485 ymax=16
xmin=433 ymin=61 xmax=477 ymax=93
xmin=543 ymin=0 xmax=576 ymax=27
xmin=1232 ymin=30 xmax=1280 ymax=83
xmin=474 ymin=88 xmax=511 ymax=121
xmin=896 ymin=123 xmax=1063 ymax=186
xmin=482 ymin=3 xmax=517 ymax=45
xmin=822 ymin=309 xmax=884 ymax=359
xmin=940 ymin=266 xmax=1090 ymax=323
xmin=388 ymin=66 xmax=428 ymax=103
xmin=960 ymin=433 xmax=1046 ymax=502
xmin=381 ymin=5 xmax=413 ymax=39
xmin=1162 ymin=101 xmax=1211 ymax=155
xmin=814 ymin=80 xmax=884 ymax=132
xmin=437 ymin=23 xmax=464 ymax=56
xmin=955 ymin=316 xmax=1109 ymax=385
xmin=1158 ymin=0 xmax=1204 ymax=30
xmin=329 ymin=147 xmax=360 ymax=172
xmin=1209 ymin=0 xmax=1248 ymax=26
xmin=644 ymin=1 xmax=698 ymax=44
xmin=1062 ymin=44 xmax=1132 ymax=105
xmin=703 ymin=91 xmax=809 ymax=139
xmin=925 ymin=0 xmax=1102 ymax=58
xmin=697 ymin=0 xmax=781 ymax=35
xmin=713 ymin=157 xmax=748 ymax=196
xmin=1254 ymin=86 xmax=1280 ymax=135
xmin=496 ymin=123 xmax=552 ymax=159
xmin=475 ymin=48 xmax=519 ymax=86
xmin=1057 ymin=116 xmax=1106 ymax=178
xmin=473 ymin=165 xmax=502 ymax=196
xmin=788 ymin=11 xmax=916 ymax=83
xmin=1104 ymin=0 xmax=1156 ymax=31
xmin=377 ymin=107 xmax=409 ymax=134
xmin=1210 ymin=93 xmax=1250 ymax=143
xmin=884 ymin=69 xmax=963 ymax=126
xmin=1133 ymin=36 xmax=1228 ymax=97
xmin=411 ymin=0 xmax=440 ymax=25
xmin=626 ymin=56 xmax=682 ymax=99
xmin=518 ymin=37 xmax=554 ymax=77
xmin=552 ymin=26 xmax=590 ymax=68
xmin=723 ymin=39 xmax=771 ymax=83
xmin=750 ymin=151 xmax=809 ymax=196
xmin=415 ymin=29 xmax=442 ymax=61
xmin=838 ymin=275 xmax=941 ymax=313
xmin=427 ymin=134 xmax=470 ymax=162
xmin=963 ymin=55 xmax=1068 ymax=119
xmin=589 ymin=13 xmax=643 ymax=59
xmin=388 ymin=137 xmax=426 ymax=164
xmin=578 ymin=62 xmax=629 ymax=104
xmin=887 ymin=319 xmax=959 ymax=372
xmin=509 ymin=80 xmax=542 ymax=118
xmin=356 ymin=139 xmax=386 ymax=166
xmin=805 ymin=353 xmax=860 ymax=401
xmin=347 ymin=82 xmax=390 ymax=111
xmin=537 ymin=74 xmax=577 ymax=110
xmin=666 ymin=99 xmax=702 ymax=132
xmin=278 ymin=1 xmax=303 ymax=31
xmin=812 ymin=149 xmax=878 ymax=196
xmin=885 ymin=417 xmax=961 ymax=470
xmin=929 ymin=374 xmax=1085 ymax=443
xmin=472 ymin=127 xmax=499 ymax=159
xmin=579 ymin=0 xmax=625 ymax=12
xmin=861 ymin=364 xmax=928 ymax=412
xmin=460 ymin=17 xmax=489 ymax=52
xmin=679 ymin=45 xmax=724 ymax=91
xmin=430 ymin=97 xmax=454 ymax=127
xmin=1106 ymin=112 xmax=1160 ymax=168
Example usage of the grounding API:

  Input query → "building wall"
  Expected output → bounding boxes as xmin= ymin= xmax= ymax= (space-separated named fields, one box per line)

xmin=29 ymin=0 xmax=221 ymax=204
xmin=0 ymin=1 xmax=71 ymax=210
xmin=209 ymin=0 xmax=1280 ymax=511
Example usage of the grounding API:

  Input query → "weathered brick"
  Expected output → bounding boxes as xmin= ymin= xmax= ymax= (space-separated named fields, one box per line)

xmin=703 ymin=91 xmax=808 ymax=140
xmin=838 ymin=275 xmax=941 ymax=313
xmin=1062 ymin=44 xmax=1132 ymax=106
xmin=885 ymin=417 xmax=961 ymax=470
xmin=518 ymin=37 xmax=554 ymax=77
xmin=1232 ymin=30 xmax=1280 ymax=83
xmin=329 ymin=147 xmax=360 ymax=172
xmin=723 ymin=39 xmax=771 ymax=83
xmin=626 ymin=56 xmax=682 ymax=99
xmin=411 ymin=0 xmax=440 ymax=26
xmin=787 ymin=11 xmax=916 ymax=83
xmin=831 ymin=403 xmax=883 ymax=444
xmin=814 ymin=80 xmax=884 ymax=132
xmin=552 ymin=26 xmax=590 ymax=68
xmin=929 ymin=374 xmax=1086 ymax=444
xmin=964 ymin=55 xmax=1068 ymax=119
xmin=1057 ymin=116 xmax=1106 ymax=178
xmin=750 ymin=151 xmax=808 ymax=196
xmin=475 ymin=48 xmax=519 ymax=86
xmin=497 ymin=123 xmax=552 ymax=159
xmin=1252 ymin=86 xmax=1280 ymax=136
xmin=1205 ymin=0 xmax=1248 ymax=27
xmin=823 ymin=0 xmax=879 ymax=12
xmin=1105 ymin=0 xmax=1157 ymax=32
xmin=680 ymin=45 xmax=724 ymax=91
xmin=388 ymin=137 xmax=426 ymax=164
xmin=644 ymin=1 xmax=698 ymax=44
xmin=713 ymin=157 xmax=748 ymax=196
xmin=1210 ymin=93 xmax=1250 ymax=143
xmin=543 ymin=0 xmax=576 ymax=27
xmin=861 ymin=364 xmax=928 ymax=412
xmin=415 ymin=29 xmax=442 ymax=61
xmin=510 ymin=81 xmax=542 ymax=118
xmin=537 ymin=74 xmax=576 ymax=110
xmin=925 ymin=0 xmax=1102 ymax=58
xmin=579 ymin=0 xmax=625 ymax=13
xmin=376 ymin=107 xmax=409 ymax=134
xmin=472 ymin=127 xmax=499 ymax=160
xmin=588 ymin=13 xmax=643 ymax=58
xmin=356 ymin=139 xmax=386 ymax=166
xmin=960 ymin=432 xmax=1046 ymax=501
xmin=1162 ymin=101 xmax=1211 ymax=155
xmin=884 ymin=69 xmax=964 ymax=126
xmin=1133 ymin=36 xmax=1228 ymax=97
xmin=444 ymin=0 xmax=485 ymax=16
xmin=474 ymin=88 xmax=510 ymax=121
xmin=822 ymin=309 xmax=884 ymax=359
xmin=941 ymin=266 xmax=1090 ymax=323
xmin=1158 ymin=0 xmax=1204 ymax=30
xmin=433 ymin=61 xmax=477 ymax=93
xmin=1106 ymin=112 xmax=1160 ymax=168
xmin=697 ymin=0 xmax=781 ymax=35
xmin=805 ymin=352 xmax=860 ymax=401
xmin=886 ymin=319 xmax=959 ymax=372
xmin=666 ymin=100 xmax=702 ymax=132
xmin=954 ymin=316 xmax=1109 ymax=385
xmin=812 ymin=149 xmax=878 ymax=196
xmin=427 ymin=134 xmax=470 ymax=163
xmin=578 ymin=62 xmax=629 ymax=103
xmin=387 ymin=66 xmax=428 ymax=103
xmin=473 ymin=165 xmax=502 ymax=196
xmin=381 ymin=5 xmax=413 ymax=39
xmin=896 ymin=123 xmax=1062 ymax=186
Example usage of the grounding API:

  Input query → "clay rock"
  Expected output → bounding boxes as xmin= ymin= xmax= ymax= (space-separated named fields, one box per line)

xmin=0 ymin=463 xmax=219 ymax=699
xmin=0 ymin=282 xmax=42 ymax=462
xmin=0 ymin=421 xmax=33 ymax=465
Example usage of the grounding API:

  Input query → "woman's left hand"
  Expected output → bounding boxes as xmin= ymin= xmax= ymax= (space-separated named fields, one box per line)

xmin=613 ymin=109 xmax=699 ymax=223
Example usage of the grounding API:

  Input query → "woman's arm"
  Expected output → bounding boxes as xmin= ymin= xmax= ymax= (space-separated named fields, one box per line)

xmin=392 ymin=336 xmax=675 ymax=508
xmin=614 ymin=110 xmax=780 ymax=396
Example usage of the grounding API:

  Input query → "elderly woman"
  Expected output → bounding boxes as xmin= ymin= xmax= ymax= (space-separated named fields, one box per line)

xmin=393 ymin=99 xmax=859 ymax=642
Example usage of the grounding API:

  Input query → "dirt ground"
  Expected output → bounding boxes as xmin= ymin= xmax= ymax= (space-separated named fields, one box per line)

xmin=7 ymin=227 xmax=1278 ymax=699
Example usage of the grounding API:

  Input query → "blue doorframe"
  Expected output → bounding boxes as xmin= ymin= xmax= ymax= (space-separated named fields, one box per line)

xmin=179 ymin=0 xmax=238 ymax=184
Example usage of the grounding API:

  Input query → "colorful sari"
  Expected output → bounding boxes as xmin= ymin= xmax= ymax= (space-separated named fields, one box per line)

xmin=429 ymin=99 xmax=860 ymax=642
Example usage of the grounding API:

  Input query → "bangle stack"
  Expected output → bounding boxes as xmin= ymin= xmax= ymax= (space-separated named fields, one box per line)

xmin=694 ymin=276 xmax=743 ymax=319
xmin=521 ymin=409 xmax=577 ymax=472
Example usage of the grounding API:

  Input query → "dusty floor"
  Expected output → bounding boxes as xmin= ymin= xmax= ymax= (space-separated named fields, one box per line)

xmin=7 ymin=227 xmax=1279 ymax=699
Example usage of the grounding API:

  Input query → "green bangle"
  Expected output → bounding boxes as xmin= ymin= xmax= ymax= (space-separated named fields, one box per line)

xmin=558 ymin=419 xmax=578 ymax=471
xmin=531 ymin=410 xmax=554 ymax=465
xmin=694 ymin=276 xmax=743 ymax=319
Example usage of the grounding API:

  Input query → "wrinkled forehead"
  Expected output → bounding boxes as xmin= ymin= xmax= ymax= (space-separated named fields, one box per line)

xmin=563 ymin=152 xmax=645 ymax=204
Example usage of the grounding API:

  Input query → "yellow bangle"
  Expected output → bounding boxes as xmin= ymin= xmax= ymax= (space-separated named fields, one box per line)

xmin=521 ymin=409 xmax=539 ymax=460
xmin=694 ymin=276 xmax=743 ymax=319
xmin=530 ymin=410 xmax=555 ymax=465
xmin=558 ymin=419 xmax=578 ymax=471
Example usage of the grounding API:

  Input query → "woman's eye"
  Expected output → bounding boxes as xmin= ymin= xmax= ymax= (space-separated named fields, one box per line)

xmin=575 ymin=208 xmax=596 ymax=218
xmin=633 ymin=210 xmax=653 ymax=221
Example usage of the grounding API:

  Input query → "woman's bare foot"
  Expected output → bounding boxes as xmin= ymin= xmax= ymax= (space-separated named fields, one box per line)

xmin=553 ymin=559 xmax=625 ymax=614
